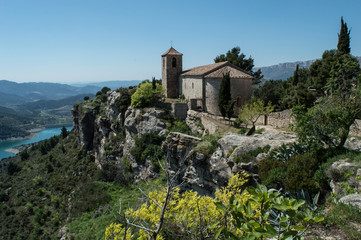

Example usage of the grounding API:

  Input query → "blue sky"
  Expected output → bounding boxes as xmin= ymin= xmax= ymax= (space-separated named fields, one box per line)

xmin=0 ymin=0 xmax=360 ymax=83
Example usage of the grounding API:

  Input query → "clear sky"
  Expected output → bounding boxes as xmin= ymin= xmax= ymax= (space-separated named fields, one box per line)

xmin=0 ymin=0 xmax=360 ymax=83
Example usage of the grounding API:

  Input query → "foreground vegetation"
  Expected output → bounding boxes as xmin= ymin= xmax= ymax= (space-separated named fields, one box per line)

xmin=1 ymin=17 xmax=361 ymax=240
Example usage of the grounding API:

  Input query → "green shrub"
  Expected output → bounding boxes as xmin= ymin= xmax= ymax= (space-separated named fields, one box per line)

xmin=167 ymin=119 xmax=192 ymax=135
xmin=131 ymin=82 xmax=165 ymax=108
xmin=114 ymin=88 xmax=134 ymax=115
xmin=7 ymin=162 xmax=21 ymax=175
xmin=259 ymin=152 xmax=324 ymax=195
xmin=269 ymin=142 xmax=311 ymax=162
xmin=322 ymin=201 xmax=361 ymax=240
xmin=194 ymin=134 xmax=220 ymax=157
xmin=130 ymin=132 xmax=164 ymax=171
xmin=71 ymin=182 xmax=111 ymax=217
xmin=232 ymin=145 xmax=270 ymax=164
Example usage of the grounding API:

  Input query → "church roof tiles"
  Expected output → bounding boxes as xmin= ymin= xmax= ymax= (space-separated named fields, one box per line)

xmin=180 ymin=61 xmax=253 ymax=79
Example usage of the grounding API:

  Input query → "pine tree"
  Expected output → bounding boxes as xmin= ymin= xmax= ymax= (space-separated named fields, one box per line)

xmin=61 ymin=126 xmax=68 ymax=138
xmin=337 ymin=16 xmax=351 ymax=55
xmin=218 ymin=72 xmax=232 ymax=118
xmin=152 ymin=77 xmax=156 ymax=90
xmin=214 ymin=47 xmax=263 ymax=85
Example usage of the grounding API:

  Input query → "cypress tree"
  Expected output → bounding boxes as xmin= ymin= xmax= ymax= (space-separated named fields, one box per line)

xmin=293 ymin=64 xmax=299 ymax=86
xmin=218 ymin=72 xmax=231 ymax=118
xmin=152 ymin=77 xmax=156 ymax=90
xmin=337 ymin=16 xmax=351 ymax=55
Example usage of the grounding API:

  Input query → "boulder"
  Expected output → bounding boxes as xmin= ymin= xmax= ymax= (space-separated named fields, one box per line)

xmin=339 ymin=193 xmax=361 ymax=209
xmin=219 ymin=131 xmax=297 ymax=160
xmin=344 ymin=137 xmax=361 ymax=151
xmin=327 ymin=159 xmax=360 ymax=196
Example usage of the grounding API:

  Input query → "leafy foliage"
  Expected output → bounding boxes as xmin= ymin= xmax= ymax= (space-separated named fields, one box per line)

xmin=214 ymin=47 xmax=263 ymax=85
xmin=237 ymin=99 xmax=274 ymax=134
xmin=293 ymin=93 xmax=361 ymax=148
xmin=0 ymin=132 xmax=102 ymax=239
xmin=131 ymin=82 xmax=165 ymax=108
xmin=130 ymin=132 xmax=164 ymax=171
xmin=253 ymin=79 xmax=283 ymax=109
xmin=215 ymin=184 xmax=323 ymax=240
xmin=194 ymin=134 xmax=221 ymax=157
xmin=105 ymin=173 xmax=322 ymax=240
xmin=115 ymin=87 xmax=135 ymax=116
xmin=259 ymin=151 xmax=327 ymax=195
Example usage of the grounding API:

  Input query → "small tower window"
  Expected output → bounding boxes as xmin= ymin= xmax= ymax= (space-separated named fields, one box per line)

xmin=172 ymin=57 xmax=177 ymax=67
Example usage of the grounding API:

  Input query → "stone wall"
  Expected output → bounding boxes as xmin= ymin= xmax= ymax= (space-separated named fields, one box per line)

xmin=155 ymin=102 xmax=189 ymax=120
xmin=255 ymin=109 xmax=294 ymax=128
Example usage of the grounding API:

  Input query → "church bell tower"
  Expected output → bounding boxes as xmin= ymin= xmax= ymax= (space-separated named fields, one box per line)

xmin=162 ymin=47 xmax=183 ymax=98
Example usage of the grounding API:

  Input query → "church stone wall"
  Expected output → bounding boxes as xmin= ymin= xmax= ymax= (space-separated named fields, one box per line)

xmin=179 ymin=76 xmax=203 ymax=100
xmin=162 ymin=55 xmax=182 ymax=98
xmin=230 ymin=78 xmax=252 ymax=114
xmin=204 ymin=78 xmax=252 ymax=116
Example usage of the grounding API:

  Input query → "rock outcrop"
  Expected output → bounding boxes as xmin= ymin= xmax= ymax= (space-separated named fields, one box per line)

xmin=185 ymin=110 xmax=204 ymax=135
xmin=162 ymin=129 xmax=297 ymax=196
xmin=339 ymin=193 xmax=361 ymax=209
xmin=327 ymin=159 xmax=361 ymax=196
xmin=162 ymin=132 xmax=231 ymax=196
xmin=123 ymin=107 xmax=167 ymax=156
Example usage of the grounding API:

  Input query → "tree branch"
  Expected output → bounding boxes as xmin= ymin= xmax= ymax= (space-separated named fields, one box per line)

xmin=138 ymin=187 xmax=162 ymax=209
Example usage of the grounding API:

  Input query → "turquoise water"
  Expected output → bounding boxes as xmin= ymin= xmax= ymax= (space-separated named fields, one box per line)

xmin=0 ymin=126 xmax=72 ymax=160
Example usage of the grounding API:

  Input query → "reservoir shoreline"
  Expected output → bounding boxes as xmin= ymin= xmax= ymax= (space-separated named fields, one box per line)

xmin=0 ymin=125 xmax=72 ymax=161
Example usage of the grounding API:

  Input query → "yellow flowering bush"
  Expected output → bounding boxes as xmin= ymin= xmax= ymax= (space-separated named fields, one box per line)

xmin=105 ymin=172 xmax=251 ymax=239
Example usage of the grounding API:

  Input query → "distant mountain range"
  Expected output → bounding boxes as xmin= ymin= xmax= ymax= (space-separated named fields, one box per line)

xmin=0 ymin=80 xmax=141 ymax=107
xmin=71 ymin=80 xmax=142 ymax=89
xmin=258 ymin=56 xmax=361 ymax=80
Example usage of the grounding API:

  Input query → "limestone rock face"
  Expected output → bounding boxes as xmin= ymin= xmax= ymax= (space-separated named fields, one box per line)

xmin=162 ymin=132 xmax=230 ymax=195
xmin=120 ymin=107 xmax=168 ymax=181
xmin=162 ymin=129 xmax=298 ymax=196
xmin=72 ymin=91 xmax=125 ymax=166
xmin=123 ymin=107 xmax=167 ymax=156
xmin=72 ymin=105 xmax=97 ymax=150
xmin=327 ymin=159 xmax=360 ymax=196
xmin=185 ymin=110 xmax=204 ymax=135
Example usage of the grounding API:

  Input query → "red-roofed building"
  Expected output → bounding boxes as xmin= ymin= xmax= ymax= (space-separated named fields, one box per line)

xmin=162 ymin=47 xmax=253 ymax=115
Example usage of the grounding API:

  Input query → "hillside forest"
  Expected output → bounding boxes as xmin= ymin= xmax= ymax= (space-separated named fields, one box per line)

xmin=0 ymin=17 xmax=361 ymax=240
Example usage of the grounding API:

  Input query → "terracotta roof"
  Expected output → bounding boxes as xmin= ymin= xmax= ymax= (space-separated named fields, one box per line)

xmin=205 ymin=65 xmax=253 ymax=79
xmin=180 ymin=61 xmax=253 ymax=79
xmin=180 ymin=62 xmax=227 ymax=76
xmin=162 ymin=47 xmax=183 ymax=57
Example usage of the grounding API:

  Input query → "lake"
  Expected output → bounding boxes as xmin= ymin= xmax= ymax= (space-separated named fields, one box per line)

xmin=0 ymin=126 xmax=73 ymax=160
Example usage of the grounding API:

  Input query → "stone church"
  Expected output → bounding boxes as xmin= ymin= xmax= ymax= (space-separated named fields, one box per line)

xmin=162 ymin=47 xmax=253 ymax=115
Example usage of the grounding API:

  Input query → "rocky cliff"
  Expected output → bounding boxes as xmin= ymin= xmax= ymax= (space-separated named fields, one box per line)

xmin=72 ymin=89 xmax=299 ymax=195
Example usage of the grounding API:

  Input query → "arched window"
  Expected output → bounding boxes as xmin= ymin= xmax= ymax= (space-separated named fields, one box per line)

xmin=172 ymin=57 xmax=177 ymax=67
